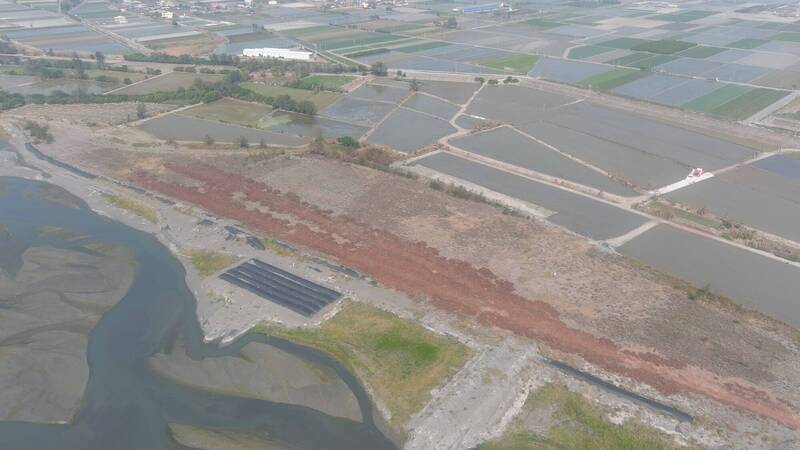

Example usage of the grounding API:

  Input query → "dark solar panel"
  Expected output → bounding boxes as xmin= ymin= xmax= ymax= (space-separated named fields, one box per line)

xmin=220 ymin=259 xmax=341 ymax=316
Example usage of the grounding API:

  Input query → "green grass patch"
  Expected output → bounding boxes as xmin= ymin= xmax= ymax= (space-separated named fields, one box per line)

xmin=480 ymin=53 xmax=539 ymax=73
xmin=578 ymin=68 xmax=649 ymax=91
xmin=727 ymin=38 xmax=768 ymax=49
xmin=375 ymin=23 xmax=427 ymax=34
xmin=240 ymin=83 xmax=341 ymax=110
xmin=524 ymin=18 xmax=562 ymax=29
xmin=343 ymin=47 xmax=390 ymax=58
xmin=394 ymin=40 xmax=450 ymax=53
xmin=652 ymin=10 xmax=716 ymax=22
xmin=226 ymin=31 xmax=275 ymax=44
xmin=294 ymin=75 xmax=354 ymax=91
xmin=102 ymin=193 xmax=158 ymax=224
xmin=476 ymin=384 xmax=682 ymax=450
xmin=598 ymin=37 xmax=648 ymax=49
xmin=683 ymin=84 xmax=753 ymax=113
xmin=144 ymin=32 xmax=219 ymax=51
xmin=630 ymin=39 xmax=696 ymax=54
xmin=567 ymin=45 xmax=614 ymax=59
xmin=708 ymin=88 xmax=788 ymax=120
xmin=281 ymin=25 xmax=337 ymax=38
xmin=678 ymin=45 xmax=725 ymax=58
xmin=185 ymin=249 xmax=237 ymax=277
xmin=252 ymin=301 xmax=471 ymax=431
xmin=182 ymin=98 xmax=272 ymax=128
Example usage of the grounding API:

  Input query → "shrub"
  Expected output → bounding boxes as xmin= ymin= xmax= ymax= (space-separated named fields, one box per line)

xmin=337 ymin=135 xmax=360 ymax=149
xmin=23 ymin=120 xmax=53 ymax=143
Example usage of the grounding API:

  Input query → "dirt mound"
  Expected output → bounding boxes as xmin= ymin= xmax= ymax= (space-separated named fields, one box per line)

xmin=132 ymin=162 xmax=800 ymax=429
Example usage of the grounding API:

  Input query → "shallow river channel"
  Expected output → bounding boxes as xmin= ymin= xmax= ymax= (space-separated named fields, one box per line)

xmin=0 ymin=176 xmax=395 ymax=450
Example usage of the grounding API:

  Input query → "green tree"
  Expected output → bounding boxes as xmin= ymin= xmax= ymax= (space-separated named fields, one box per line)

xmin=94 ymin=51 xmax=105 ymax=69
xmin=370 ymin=61 xmax=387 ymax=76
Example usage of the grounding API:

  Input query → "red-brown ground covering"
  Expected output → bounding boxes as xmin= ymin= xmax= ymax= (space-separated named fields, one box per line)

xmin=132 ymin=162 xmax=800 ymax=429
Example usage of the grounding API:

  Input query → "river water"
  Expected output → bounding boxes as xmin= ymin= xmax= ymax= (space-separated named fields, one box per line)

xmin=0 ymin=176 xmax=395 ymax=450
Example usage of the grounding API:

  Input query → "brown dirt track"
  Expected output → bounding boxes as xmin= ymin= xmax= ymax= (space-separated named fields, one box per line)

xmin=132 ymin=161 xmax=800 ymax=430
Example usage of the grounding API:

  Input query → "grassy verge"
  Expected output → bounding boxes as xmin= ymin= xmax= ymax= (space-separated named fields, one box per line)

xmin=182 ymin=97 xmax=272 ymax=128
xmin=630 ymin=39 xmax=695 ymax=54
xmin=102 ymin=193 xmax=159 ymax=224
xmin=428 ymin=179 xmax=520 ymax=216
xmin=645 ymin=201 xmax=722 ymax=229
xmin=477 ymin=384 xmax=686 ymax=450
xmin=252 ymin=301 xmax=471 ymax=431
xmin=185 ymin=249 xmax=237 ymax=277
xmin=240 ymin=83 xmax=341 ymax=110
xmin=294 ymin=75 xmax=354 ymax=91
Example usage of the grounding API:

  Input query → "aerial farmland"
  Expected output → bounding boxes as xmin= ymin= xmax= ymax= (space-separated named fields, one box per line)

xmin=2 ymin=1 xmax=800 ymax=450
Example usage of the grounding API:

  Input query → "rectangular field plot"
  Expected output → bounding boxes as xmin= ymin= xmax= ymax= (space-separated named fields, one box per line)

xmin=139 ymin=114 xmax=308 ymax=146
xmin=350 ymin=83 xmax=409 ymax=103
xmin=240 ymin=83 xmax=341 ymax=110
xmin=654 ymin=57 xmax=722 ymax=76
xmin=708 ymin=88 xmax=788 ymax=120
xmin=577 ymin=68 xmax=649 ymax=91
xmin=182 ymin=98 xmax=272 ymax=128
xmin=619 ymin=225 xmax=800 ymax=327
xmin=612 ymin=73 xmax=691 ymax=100
xmin=260 ymin=111 xmax=368 ymax=139
xmin=404 ymin=93 xmax=459 ymax=120
xmin=529 ymin=57 xmax=611 ymax=83
xmin=650 ymin=78 xmax=722 ymax=106
xmin=321 ymin=97 xmax=396 ymax=126
xmin=367 ymin=108 xmax=455 ymax=153
xmin=701 ymin=63 xmax=770 ymax=83
xmin=451 ymin=126 xmax=636 ymax=196
xmin=221 ymin=259 xmax=341 ymax=316
xmin=752 ymin=70 xmax=800 ymax=90
xmin=465 ymin=85 xmax=575 ymax=125
xmin=413 ymin=152 xmax=648 ymax=240
xmin=668 ymin=163 xmax=800 ymax=243
xmin=415 ymin=80 xmax=479 ymax=105
xmin=683 ymin=84 xmax=752 ymax=112
xmin=517 ymin=102 xmax=755 ymax=189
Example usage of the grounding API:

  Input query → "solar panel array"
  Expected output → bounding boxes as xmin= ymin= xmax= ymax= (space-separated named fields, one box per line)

xmin=220 ymin=259 xmax=341 ymax=316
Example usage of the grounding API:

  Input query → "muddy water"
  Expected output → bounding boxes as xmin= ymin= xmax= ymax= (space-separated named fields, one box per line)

xmin=0 ymin=176 xmax=394 ymax=450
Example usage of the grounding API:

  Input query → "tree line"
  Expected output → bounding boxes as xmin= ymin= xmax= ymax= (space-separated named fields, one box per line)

xmin=0 ymin=72 xmax=318 ymax=115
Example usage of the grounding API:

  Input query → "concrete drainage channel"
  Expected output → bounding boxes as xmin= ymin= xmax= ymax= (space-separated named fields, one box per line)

xmin=543 ymin=357 xmax=694 ymax=424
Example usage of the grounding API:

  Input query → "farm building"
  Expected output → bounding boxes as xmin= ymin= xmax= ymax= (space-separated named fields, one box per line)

xmin=242 ymin=48 xmax=313 ymax=60
xmin=462 ymin=3 xmax=499 ymax=13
